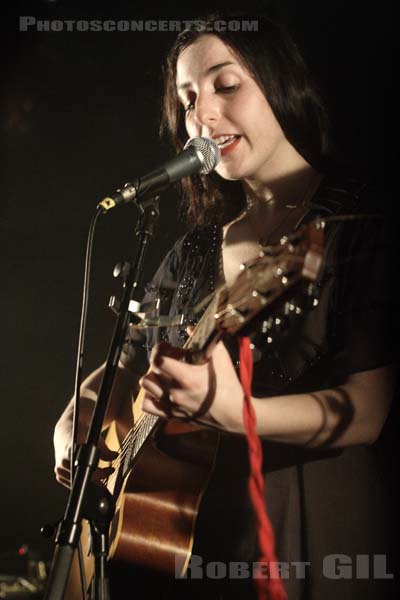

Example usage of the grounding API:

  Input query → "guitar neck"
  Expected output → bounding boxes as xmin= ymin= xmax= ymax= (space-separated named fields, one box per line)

xmin=184 ymin=291 xmax=224 ymax=364
xmin=120 ymin=292 xmax=220 ymax=470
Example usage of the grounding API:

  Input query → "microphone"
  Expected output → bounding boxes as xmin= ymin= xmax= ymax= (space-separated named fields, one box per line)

xmin=98 ymin=137 xmax=220 ymax=212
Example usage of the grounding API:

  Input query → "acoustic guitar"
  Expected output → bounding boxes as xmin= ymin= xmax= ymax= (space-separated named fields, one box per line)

xmin=65 ymin=222 xmax=324 ymax=598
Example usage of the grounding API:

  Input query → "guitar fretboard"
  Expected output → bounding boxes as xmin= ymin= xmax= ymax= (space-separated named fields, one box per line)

xmin=122 ymin=412 xmax=158 ymax=476
xmin=121 ymin=291 xmax=220 ymax=473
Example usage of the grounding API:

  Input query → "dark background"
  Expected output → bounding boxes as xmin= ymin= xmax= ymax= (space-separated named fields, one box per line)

xmin=0 ymin=0 xmax=394 ymax=577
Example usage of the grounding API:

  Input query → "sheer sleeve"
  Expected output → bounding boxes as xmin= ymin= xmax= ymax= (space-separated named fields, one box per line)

xmin=327 ymin=214 xmax=397 ymax=376
xmin=119 ymin=241 xmax=181 ymax=375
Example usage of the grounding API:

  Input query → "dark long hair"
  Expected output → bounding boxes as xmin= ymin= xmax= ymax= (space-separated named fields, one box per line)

xmin=160 ymin=12 xmax=331 ymax=226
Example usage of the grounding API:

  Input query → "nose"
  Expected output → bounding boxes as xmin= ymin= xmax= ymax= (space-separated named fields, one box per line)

xmin=192 ymin=92 xmax=219 ymax=134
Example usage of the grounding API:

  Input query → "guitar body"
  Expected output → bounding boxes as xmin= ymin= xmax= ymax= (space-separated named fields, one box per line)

xmin=108 ymin=421 xmax=219 ymax=574
xmin=64 ymin=404 xmax=219 ymax=599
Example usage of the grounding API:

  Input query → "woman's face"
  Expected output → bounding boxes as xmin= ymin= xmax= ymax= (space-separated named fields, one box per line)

xmin=176 ymin=34 xmax=288 ymax=183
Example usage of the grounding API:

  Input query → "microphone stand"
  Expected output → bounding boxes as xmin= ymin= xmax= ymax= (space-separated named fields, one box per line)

xmin=45 ymin=197 xmax=160 ymax=600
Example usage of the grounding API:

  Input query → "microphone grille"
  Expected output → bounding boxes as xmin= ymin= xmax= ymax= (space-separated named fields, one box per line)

xmin=184 ymin=137 xmax=221 ymax=174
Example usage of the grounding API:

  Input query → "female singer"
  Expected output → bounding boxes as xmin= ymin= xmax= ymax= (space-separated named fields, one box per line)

xmin=54 ymin=13 xmax=397 ymax=599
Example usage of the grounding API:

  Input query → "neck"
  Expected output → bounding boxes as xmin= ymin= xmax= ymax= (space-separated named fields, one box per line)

xmin=242 ymin=144 xmax=322 ymax=211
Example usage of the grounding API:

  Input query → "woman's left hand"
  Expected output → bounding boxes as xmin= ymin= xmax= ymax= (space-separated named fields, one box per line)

xmin=139 ymin=340 xmax=245 ymax=433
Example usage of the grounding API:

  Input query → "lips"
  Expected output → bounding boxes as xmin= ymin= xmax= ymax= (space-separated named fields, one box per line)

xmin=221 ymin=136 xmax=241 ymax=156
xmin=212 ymin=134 xmax=241 ymax=156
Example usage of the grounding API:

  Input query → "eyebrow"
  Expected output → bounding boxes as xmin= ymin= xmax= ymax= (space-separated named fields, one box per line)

xmin=177 ymin=61 xmax=236 ymax=92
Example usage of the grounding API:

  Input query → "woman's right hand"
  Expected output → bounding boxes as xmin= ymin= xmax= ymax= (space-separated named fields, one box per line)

xmin=53 ymin=417 xmax=118 ymax=489
xmin=53 ymin=362 xmax=138 ymax=488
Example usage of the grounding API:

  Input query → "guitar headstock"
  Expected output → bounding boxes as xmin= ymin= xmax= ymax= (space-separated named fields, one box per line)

xmin=213 ymin=221 xmax=324 ymax=335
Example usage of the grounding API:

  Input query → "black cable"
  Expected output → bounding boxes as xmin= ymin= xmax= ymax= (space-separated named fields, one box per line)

xmin=70 ymin=205 xmax=104 ymax=599
xmin=71 ymin=205 xmax=103 ymax=484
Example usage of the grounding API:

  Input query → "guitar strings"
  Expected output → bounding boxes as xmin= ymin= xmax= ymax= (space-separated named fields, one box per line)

xmin=110 ymin=415 xmax=147 ymax=466
xmin=104 ymin=412 xmax=155 ymax=474
xmin=97 ymin=415 xmax=145 ymax=477
xmin=102 ymin=413 xmax=157 ymax=487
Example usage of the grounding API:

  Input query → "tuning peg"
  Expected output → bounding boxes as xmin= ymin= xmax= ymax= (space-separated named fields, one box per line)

xmin=261 ymin=318 xmax=274 ymax=333
xmin=283 ymin=302 xmax=294 ymax=315
xmin=273 ymin=315 xmax=290 ymax=332
xmin=305 ymin=283 xmax=320 ymax=308
xmin=307 ymin=282 xmax=320 ymax=298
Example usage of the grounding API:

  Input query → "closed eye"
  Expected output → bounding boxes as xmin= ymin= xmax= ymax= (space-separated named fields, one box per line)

xmin=184 ymin=85 xmax=239 ymax=115
xmin=216 ymin=85 xmax=238 ymax=93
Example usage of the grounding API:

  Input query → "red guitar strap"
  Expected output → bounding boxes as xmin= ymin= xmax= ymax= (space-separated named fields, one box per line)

xmin=238 ymin=335 xmax=287 ymax=600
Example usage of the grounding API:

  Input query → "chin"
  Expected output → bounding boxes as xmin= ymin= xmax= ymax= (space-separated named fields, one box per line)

xmin=216 ymin=172 xmax=240 ymax=182
xmin=216 ymin=164 xmax=249 ymax=182
xmin=216 ymin=156 xmax=262 ymax=182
